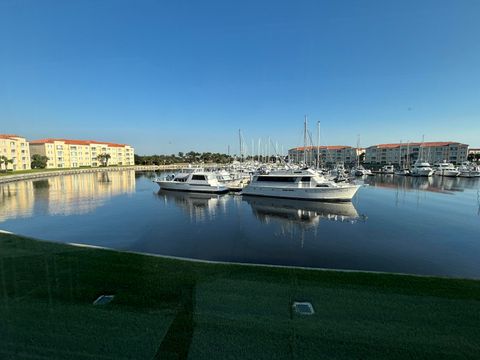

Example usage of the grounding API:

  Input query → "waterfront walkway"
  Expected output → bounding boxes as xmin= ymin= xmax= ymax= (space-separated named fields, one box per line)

xmin=0 ymin=164 xmax=197 ymax=184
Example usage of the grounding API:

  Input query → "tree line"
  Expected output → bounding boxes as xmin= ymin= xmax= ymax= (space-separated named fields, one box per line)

xmin=134 ymin=151 xmax=234 ymax=165
xmin=467 ymin=153 xmax=480 ymax=162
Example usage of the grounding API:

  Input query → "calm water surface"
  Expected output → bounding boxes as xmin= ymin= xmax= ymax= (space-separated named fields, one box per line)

xmin=1 ymin=171 xmax=479 ymax=278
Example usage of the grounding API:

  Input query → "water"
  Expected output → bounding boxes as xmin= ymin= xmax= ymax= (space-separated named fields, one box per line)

xmin=1 ymin=170 xmax=479 ymax=278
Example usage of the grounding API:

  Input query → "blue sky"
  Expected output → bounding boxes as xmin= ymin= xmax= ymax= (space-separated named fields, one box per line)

xmin=1 ymin=0 xmax=479 ymax=154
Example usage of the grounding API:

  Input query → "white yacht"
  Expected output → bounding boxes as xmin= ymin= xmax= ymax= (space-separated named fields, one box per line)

xmin=395 ymin=168 xmax=410 ymax=176
xmin=457 ymin=162 xmax=480 ymax=178
xmin=410 ymin=160 xmax=434 ymax=177
xmin=215 ymin=170 xmax=234 ymax=182
xmin=376 ymin=165 xmax=395 ymax=174
xmin=433 ymin=161 xmax=459 ymax=177
xmin=351 ymin=165 xmax=373 ymax=177
xmin=215 ymin=169 xmax=251 ymax=191
xmin=241 ymin=169 xmax=361 ymax=201
xmin=154 ymin=168 xmax=229 ymax=193
xmin=331 ymin=163 xmax=348 ymax=177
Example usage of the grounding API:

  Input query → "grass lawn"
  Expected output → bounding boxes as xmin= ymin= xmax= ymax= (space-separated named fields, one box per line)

xmin=0 ymin=233 xmax=479 ymax=359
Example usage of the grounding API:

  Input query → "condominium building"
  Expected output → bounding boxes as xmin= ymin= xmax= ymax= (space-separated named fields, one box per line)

xmin=29 ymin=138 xmax=135 ymax=169
xmin=288 ymin=146 xmax=358 ymax=166
xmin=0 ymin=134 xmax=31 ymax=171
xmin=365 ymin=142 xmax=469 ymax=166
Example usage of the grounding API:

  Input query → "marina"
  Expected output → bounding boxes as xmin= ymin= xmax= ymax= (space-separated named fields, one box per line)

xmin=2 ymin=1 xmax=480 ymax=357
xmin=1 ymin=169 xmax=479 ymax=279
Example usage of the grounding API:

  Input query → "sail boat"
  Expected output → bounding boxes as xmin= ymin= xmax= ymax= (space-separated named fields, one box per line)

xmin=395 ymin=141 xmax=410 ymax=176
xmin=410 ymin=137 xmax=434 ymax=177
xmin=351 ymin=135 xmax=372 ymax=176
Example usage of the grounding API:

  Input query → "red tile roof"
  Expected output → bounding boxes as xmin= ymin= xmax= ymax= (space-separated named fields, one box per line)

xmin=292 ymin=145 xmax=353 ymax=151
xmin=0 ymin=134 xmax=22 ymax=140
xmin=374 ymin=142 xmax=467 ymax=149
xmin=29 ymin=138 xmax=129 ymax=147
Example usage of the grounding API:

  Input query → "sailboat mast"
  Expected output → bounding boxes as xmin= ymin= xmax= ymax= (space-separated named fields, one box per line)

xmin=356 ymin=134 xmax=360 ymax=168
xmin=406 ymin=141 xmax=410 ymax=168
xmin=399 ymin=140 xmax=402 ymax=168
xmin=420 ymin=134 xmax=425 ymax=162
xmin=251 ymin=139 xmax=254 ymax=161
xmin=258 ymin=138 xmax=261 ymax=163
xmin=268 ymin=136 xmax=271 ymax=163
xmin=303 ymin=115 xmax=307 ymax=165
xmin=317 ymin=121 xmax=320 ymax=169
xmin=238 ymin=129 xmax=242 ymax=162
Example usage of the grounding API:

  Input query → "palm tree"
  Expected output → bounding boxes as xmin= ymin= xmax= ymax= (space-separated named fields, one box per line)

xmin=97 ymin=153 xmax=111 ymax=167
xmin=0 ymin=155 xmax=13 ymax=172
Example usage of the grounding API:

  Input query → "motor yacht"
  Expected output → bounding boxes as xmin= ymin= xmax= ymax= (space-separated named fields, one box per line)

xmin=395 ymin=168 xmax=410 ymax=176
xmin=457 ymin=162 xmax=480 ymax=178
xmin=215 ymin=170 xmax=233 ymax=182
xmin=351 ymin=165 xmax=373 ymax=177
xmin=375 ymin=165 xmax=395 ymax=175
xmin=410 ymin=160 xmax=434 ymax=177
xmin=241 ymin=168 xmax=361 ymax=201
xmin=154 ymin=168 xmax=229 ymax=193
xmin=433 ymin=161 xmax=459 ymax=177
xmin=330 ymin=163 xmax=348 ymax=177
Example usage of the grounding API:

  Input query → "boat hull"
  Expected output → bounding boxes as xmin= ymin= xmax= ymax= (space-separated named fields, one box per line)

xmin=459 ymin=172 xmax=480 ymax=178
xmin=435 ymin=170 xmax=459 ymax=177
xmin=241 ymin=184 xmax=361 ymax=201
xmin=411 ymin=170 xmax=434 ymax=177
xmin=154 ymin=180 xmax=229 ymax=193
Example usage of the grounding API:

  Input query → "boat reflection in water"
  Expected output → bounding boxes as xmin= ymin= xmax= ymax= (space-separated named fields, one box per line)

xmin=156 ymin=189 xmax=230 ymax=222
xmin=244 ymin=196 xmax=361 ymax=225
xmin=364 ymin=174 xmax=480 ymax=194
xmin=243 ymin=196 xmax=364 ymax=244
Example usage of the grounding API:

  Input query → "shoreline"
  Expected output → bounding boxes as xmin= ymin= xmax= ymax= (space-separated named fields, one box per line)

xmin=0 ymin=165 xmax=164 ymax=184
xmin=0 ymin=163 xmax=230 ymax=184
xmin=67 ymin=240 xmax=479 ymax=281
xmin=3 ymin=230 xmax=480 ymax=284
xmin=1 ymin=232 xmax=479 ymax=359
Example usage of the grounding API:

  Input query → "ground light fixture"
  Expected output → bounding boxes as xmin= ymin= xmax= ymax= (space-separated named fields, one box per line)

xmin=292 ymin=301 xmax=315 ymax=315
xmin=93 ymin=295 xmax=115 ymax=305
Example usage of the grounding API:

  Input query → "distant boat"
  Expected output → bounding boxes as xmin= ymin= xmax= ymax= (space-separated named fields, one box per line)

xmin=457 ymin=162 xmax=480 ymax=178
xmin=375 ymin=165 xmax=395 ymax=175
xmin=242 ymin=168 xmax=361 ymax=201
xmin=351 ymin=166 xmax=373 ymax=177
xmin=433 ymin=161 xmax=459 ymax=177
xmin=410 ymin=160 xmax=434 ymax=177
xmin=395 ymin=168 xmax=410 ymax=176
xmin=154 ymin=168 xmax=229 ymax=193
xmin=351 ymin=135 xmax=373 ymax=176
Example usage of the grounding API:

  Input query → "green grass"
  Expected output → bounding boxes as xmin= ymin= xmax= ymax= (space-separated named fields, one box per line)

xmin=0 ymin=233 xmax=479 ymax=359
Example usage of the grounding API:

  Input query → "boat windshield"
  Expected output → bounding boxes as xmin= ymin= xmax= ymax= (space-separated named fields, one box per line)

xmin=256 ymin=176 xmax=297 ymax=182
